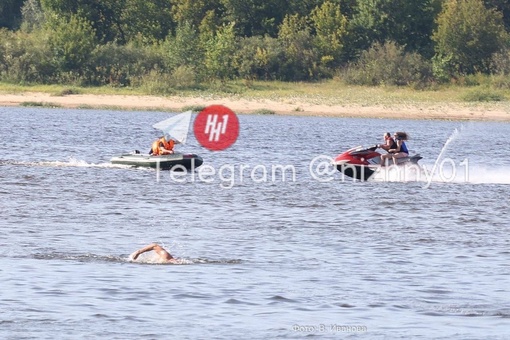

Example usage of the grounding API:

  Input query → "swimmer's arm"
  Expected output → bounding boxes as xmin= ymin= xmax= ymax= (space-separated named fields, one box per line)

xmin=153 ymin=245 xmax=174 ymax=260
xmin=130 ymin=243 xmax=159 ymax=260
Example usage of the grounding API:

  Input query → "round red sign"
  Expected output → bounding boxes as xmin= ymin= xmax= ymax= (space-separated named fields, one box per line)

xmin=193 ymin=105 xmax=239 ymax=151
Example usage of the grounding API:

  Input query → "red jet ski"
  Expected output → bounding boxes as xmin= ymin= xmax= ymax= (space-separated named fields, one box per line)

xmin=333 ymin=145 xmax=422 ymax=181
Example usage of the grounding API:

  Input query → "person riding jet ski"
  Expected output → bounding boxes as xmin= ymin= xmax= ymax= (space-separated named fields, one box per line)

xmin=377 ymin=132 xmax=397 ymax=152
xmin=380 ymin=132 xmax=409 ymax=166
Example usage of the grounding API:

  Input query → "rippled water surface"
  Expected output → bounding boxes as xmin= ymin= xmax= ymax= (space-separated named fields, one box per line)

xmin=1 ymin=107 xmax=509 ymax=339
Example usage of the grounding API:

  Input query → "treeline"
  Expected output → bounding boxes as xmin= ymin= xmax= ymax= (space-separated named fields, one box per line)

xmin=1 ymin=0 xmax=510 ymax=91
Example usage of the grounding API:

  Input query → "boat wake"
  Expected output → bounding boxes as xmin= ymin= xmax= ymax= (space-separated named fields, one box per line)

xmin=31 ymin=252 xmax=126 ymax=263
xmin=130 ymin=257 xmax=242 ymax=265
xmin=445 ymin=165 xmax=510 ymax=185
xmin=29 ymin=252 xmax=241 ymax=265
xmin=1 ymin=157 xmax=132 ymax=169
xmin=371 ymin=125 xmax=510 ymax=186
xmin=371 ymin=164 xmax=510 ymax=185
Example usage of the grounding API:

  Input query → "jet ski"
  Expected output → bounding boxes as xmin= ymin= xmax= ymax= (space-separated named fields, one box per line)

xmin=333 ymin=145 xmax=422 ymax=181
xmin=111 ymin=150 xmax=203 ymax=170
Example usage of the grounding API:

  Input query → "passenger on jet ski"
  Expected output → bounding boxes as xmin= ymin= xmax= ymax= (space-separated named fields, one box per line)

xmin=380 ymin=132 xmax=409 ymax=166
xmin=377 ymin=132 xmax=397 ymax=152
xmin=149 ymin=136 xmax=176 ymax=155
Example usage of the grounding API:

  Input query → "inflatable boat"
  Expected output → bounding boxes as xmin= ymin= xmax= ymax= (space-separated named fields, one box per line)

xmin=111 ymin=151 xmax=203 ymax=170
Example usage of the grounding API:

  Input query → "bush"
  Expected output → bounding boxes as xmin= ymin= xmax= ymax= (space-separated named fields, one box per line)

xmin=233 ymin=36 xmax=285 ymax=80
xmin=203 ymin=23 xmax=238 ymax=82
xmin=253 ymin=108 xmax=276 ymax=115
xmin=462 ymin=88 xmax=505 ymax=101
xmin=46 ymin=14 xmax=96 ymax=74
xmin=490 ymin=74 xmax=510 ymax=89
xmin=54 ymin=87 xmax=81 ymax=96
xmin=170 ymin=65 xmax=198 ymax=89
xmin=160 ymin=21 xmax=203 ymax=75
xmin=90 ymin=42 xmax=163 ymax=87
xmin=134 ymin=66 xmax=197 ymax=94
xmin=181 ymin=105 xmax=206 ymax=112
xmin=277 ymin=14 xmax=321 ymax=81
xmin=0 ymin=29 xmax=56 ymax=83
xmin=135 ymin=70 xmax=175 ymax=95
xmin=432 ymin=0 xmax=509 ymax=76
xmin=343 ymin=41 xmax=433 ymax=87
xmin=456 ymin=73 xmax=488 ymax=87
xmin=491 ymin=48 xmax=510 ymax=75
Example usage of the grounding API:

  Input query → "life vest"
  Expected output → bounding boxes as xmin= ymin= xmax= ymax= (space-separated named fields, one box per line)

xmin=400 ymin=141 xmax=409 ymax=154
xmin=389 ymin=138 xmax=398 ymax=150
xmin=165 ymin=139 xmax=175 ymax=150
xmin=394 ymin=138 xmax=409 ymax=154
xmin=151 ymin=137 xmax=174 ymax=155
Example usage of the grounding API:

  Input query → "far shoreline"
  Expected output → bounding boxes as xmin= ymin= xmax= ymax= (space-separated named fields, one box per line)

xmin=1 ymin=91 xmax=509 ymax=122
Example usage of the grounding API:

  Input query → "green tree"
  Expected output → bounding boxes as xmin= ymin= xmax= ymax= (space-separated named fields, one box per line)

xmin=120 ymin=0 xmax=174 ymax=43
xmin=344 ymin=41 xmax=432 ymax=86
xmin=41 ymin=0 xmax=125 ymax=43
xmin=432 ymin=0 xmax=509 ymax=77
xmin=0 ymin=0 xmax=25 ymax=30
xmin=170 ymin=0 xmax=221 ymax=28
xmin=233 ymin=35 xmax=284 ymax=80
xmin=491 ymin=47 xmax=510 ymax=75
xmin=286 ymin=0 xmax=329 ymax=19
xmin=0 ymin=28 xmax=57 ymax=83
xmin=219 ymin=0 xmax=348 ymax=37
xmin=42 ymin=0 xmax=175 ymax=44
xmin=91 ymin=42 xmax=162 ymax=86
xmin=220 ymin=0 xmax=288 ymax=37
xmin=278 ymin=14 xmax=319 ymax=80
xmin=203 ymin=22 xmax=237 ymax=81
xmin=162 ymin=21 xmax=203 ymax=72
xmin=484 ymin=0 xmax=510 ymax=30
xmin=198 ymin=9 xmax=219 ymax=45
xmin=46 ymin=14 xmax=97 ymax=74
xmin=348 ymin=0 xmax=440 ymax=58
xmin=309 ymin=1 xmax=348 ymax=66
xmin=21 ymin=0 xmax=46 ymax=32
xmin=337 ymin=0 xmax=358 ymax=19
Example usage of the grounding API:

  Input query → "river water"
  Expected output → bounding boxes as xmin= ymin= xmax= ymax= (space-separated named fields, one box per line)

xmin=1 ymin=107 xmax=509 ymax=339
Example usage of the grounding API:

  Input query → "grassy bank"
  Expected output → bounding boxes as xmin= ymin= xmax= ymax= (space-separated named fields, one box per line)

xmin=1 ymin=80 xmax=510 ymax=122
xmin=1 ymin=80 xmax=509 ymax=107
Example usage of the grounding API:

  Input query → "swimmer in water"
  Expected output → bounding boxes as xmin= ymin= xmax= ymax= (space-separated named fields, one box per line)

xmin=130 ymin=243 xmax=178 ymax=264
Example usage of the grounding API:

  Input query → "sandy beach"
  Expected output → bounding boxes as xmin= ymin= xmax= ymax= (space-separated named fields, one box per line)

xmin=1 ymin=91 xmax=509 ymax=121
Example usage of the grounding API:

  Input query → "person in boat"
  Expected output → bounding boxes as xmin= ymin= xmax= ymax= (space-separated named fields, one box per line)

xmin=149 ymin=136 xmax=175 ymax=155
xmin=380 ymin=132 xmax=409 ymax=166
xmin=377 ymin=132 xmax=397 ymax=152
xmin=130 ymin=243 xmax=178 ymax=264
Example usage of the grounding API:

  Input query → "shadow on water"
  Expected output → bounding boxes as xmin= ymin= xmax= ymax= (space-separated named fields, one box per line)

xmin=28 ymin=253 xmax=241 ymax=265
